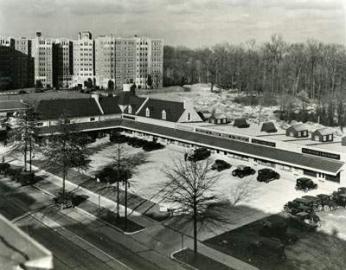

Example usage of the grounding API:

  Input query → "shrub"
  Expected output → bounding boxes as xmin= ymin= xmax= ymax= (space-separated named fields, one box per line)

xmin=0 ymin=163 xmax=10 ymax=175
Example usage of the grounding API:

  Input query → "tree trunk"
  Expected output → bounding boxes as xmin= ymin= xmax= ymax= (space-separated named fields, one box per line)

xmin=193 ymin=196 xmax=198 ymax=254
xmin=124 ymin=181 xmax=128 ymax=231
xmin=24 ymin=139 xmax=27 ymax=171
xmin=62 ymin=166 xmax=66 ymax=200
xmin=29 ymin=137 xmax=32 ymax=173
xmin=116 ymin=181 xmax=120 ymax=219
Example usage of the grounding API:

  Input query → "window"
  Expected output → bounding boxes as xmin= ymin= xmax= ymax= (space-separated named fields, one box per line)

xmin=187 ymin=113 xmax=191 ymax=121
xmin=145 ymin=107 xmax=150 ymax=117
xmin=90 ymin=117 xmax=95 ymax=121
xmin=162 ymin=110 xmax=166 ymax=120
xmin=128 ymin=105 xmax=132 ymax=114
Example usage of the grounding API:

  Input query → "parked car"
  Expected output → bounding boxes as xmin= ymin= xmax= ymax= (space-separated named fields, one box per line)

xmin=232 ymin=165 xmax=255 ymax=178
xmin=142 ymin=141 xmax=164 ymax=151
xmin=257 ymin=168 xmax=280 ymax=183
xmin=18 ymin=90 xmax=27 ymax=94
xmin=211 ymin=159 xmax=231 ymax=171
xmin=187 ymin=148 xmax=211 ymax=162
xmin=249 ymin=237 xmax=286 ymax=260
xmin=332 ymin=188 xmax=346 ymax=207
xmin=295 ymin=177 xmax=318 ymax=192
xmin=127 ymin=137 xmax=143 ymax=148
xmin=284 ymin=197 xmax=320 ymax=214
xmin=316 ymin=194 xmax=337 ymax=211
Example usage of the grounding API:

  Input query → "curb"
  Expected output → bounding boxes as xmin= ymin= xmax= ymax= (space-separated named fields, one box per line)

xmin=170 ymin=249 xmax=199 ymax=270
xmin=31 ymin=181 xmax=145 ymax=235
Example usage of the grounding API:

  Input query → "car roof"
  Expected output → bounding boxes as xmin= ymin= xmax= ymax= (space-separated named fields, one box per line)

xmin=294 ymin=198 xmax=311 ymax=203
xmin=297 ymin=177 xmax=311 ymax=182
xmin=302 ymin=195 xmax=318 ymax=201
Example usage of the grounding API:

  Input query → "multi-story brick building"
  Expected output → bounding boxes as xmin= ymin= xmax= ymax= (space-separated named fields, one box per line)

xmin=31 ymin=32 xmax=53 ymax=88
xmin=148 ymin=38 xmax=164 ymax=88
xmin=95 ymin=36 xmax=137 ymax=90
xmin=0 ymin=36 xmax=34 ymax=90
xmin=0 ymin=31 xmax=163 ymax=91
xmin=72 ymin=31 xmax=95 ymax=88
xmin=95 ymin=35 xmax=163 ymax=90
xmin=53 ymin=39 xmax=73 ymax=88
xmin=14 ymin=37 xmax=34 ymax=88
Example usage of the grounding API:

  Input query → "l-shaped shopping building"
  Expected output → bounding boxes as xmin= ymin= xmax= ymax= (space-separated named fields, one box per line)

xmin=24 ymin=90 xmax=346 ymax=186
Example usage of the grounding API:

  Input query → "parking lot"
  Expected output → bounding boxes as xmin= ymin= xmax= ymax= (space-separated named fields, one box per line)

xmin=83 ymin=137 xmax=343 ymax=239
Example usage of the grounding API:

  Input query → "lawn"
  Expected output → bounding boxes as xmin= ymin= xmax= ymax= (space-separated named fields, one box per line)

xmin=204 ymin=213 xmax=346 ymax=270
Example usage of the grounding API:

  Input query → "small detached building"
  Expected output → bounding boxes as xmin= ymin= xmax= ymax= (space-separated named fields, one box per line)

xmin=342 ymin=136 xmax=346 ymax=146
xmin=261 ymin=121 xmax=277 ymax=133
xmin=311 ymin=128 xmax=334 ymax=142
xmin=233 ymin=118 xmax=250 ymax=128
xmin=286 ymin=124 xmax=309 ymax=138
xmin=197 ymin=110 xmax=212 ymax=121
xmin=208 ymin=113 xmax=229 ymax=125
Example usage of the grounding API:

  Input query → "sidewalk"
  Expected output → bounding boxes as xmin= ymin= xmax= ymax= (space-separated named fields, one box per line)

xmin=12 ymin=159 xmax=258 ymax=270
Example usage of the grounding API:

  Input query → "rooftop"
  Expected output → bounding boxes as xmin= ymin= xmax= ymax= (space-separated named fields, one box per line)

xmin=36 ymin=119 xmax=344 ymax=175
xmin=0 ymin=214 xmax=52 ymax=269
xmin=36 ymin=98 xmax=102 ymax=120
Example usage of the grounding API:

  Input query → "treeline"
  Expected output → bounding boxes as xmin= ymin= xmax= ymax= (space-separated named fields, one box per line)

xmin=163 ymin=34 xmax=346 ymax=100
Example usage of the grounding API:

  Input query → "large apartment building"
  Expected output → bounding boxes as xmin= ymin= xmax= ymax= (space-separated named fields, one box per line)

xmin=95 ymin=36 xmax=137 ymax=90
xmin=0 ymin=31 xmax=163 ymax=91
xmin=0 ymin=36 xmax=34 ymax=90
xmin=95 ymin=35 xmax=163 ymax=90
xmin=53 ymin=39 xmax=73 ymax=88
xmin=148 ymin=38 xmax=164 ymax=88
xmin=31 ymin=32 xmax=53 ymax=88
xmin=72 ymin=31 xmax=95 ymax=88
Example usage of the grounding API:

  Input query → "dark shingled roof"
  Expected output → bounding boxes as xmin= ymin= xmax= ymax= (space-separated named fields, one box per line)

xmin=233 ymin=118 xmax=249 ymax=128
xmin=123 ymin=96 xmax=147 ymax=114
xmin=261 ymin=122 xmax=277 ymax=133
xmin=36 ymin=98 xmax=102 ymax=120
xmin=137 ymin=98 xmax=185 ymax=122
xmin=118 ymin=92 xmax=132 ymax=105
xmin=37 ymin=119 xmax=344 ymax=175
xmin=99 ymin=97 xmax=122 ymax=115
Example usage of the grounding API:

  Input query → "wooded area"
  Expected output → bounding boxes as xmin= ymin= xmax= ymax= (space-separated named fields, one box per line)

xmin=163 ymin=34 xmax=346 ymax=101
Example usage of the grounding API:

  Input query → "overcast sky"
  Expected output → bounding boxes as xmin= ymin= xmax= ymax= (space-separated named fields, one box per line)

xmin=0 ymin=0 xmax=345 ymax=47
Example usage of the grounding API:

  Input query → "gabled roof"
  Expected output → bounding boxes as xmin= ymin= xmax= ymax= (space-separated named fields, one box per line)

xmin=261 ymin=121 xmax=277 ymax=132
xmin=118 ymin=91 xmax=132 ymax=105
xmin=288 ymin=124 xmax=308 ymax=132
xmin=210 ymin=113 xmax=227 ymax=119
xmin=313 ymin=128 xmax=334 ymax=136
xmin=123 ymin=96 xmax=147 ymax=114
xmin=136 ymin=98 xmax=185 ymax=122
xmin=98 ymin=97 xmax=122 ymax=115
xmin=36 ymin=98 xmax=102 ymax=120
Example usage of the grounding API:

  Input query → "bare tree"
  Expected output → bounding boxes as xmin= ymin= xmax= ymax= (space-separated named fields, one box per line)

xmin=163 ymin=158 xmax=220 ymax=254
xmin=7 ymin=105 xmax=38 ymax=172
xmin=43 ymin=118 xmax=89 ymax=204
xmin=228 ymin=178 xmax=254 ymax=207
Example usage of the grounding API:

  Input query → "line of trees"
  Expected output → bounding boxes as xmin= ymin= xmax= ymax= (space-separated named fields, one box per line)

xmin=164 ymin=34 xmax=346 ymax=100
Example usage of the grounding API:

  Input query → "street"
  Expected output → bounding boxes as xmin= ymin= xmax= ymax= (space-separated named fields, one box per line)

xmin=0 ymin=177 xmax=167 ymax=270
